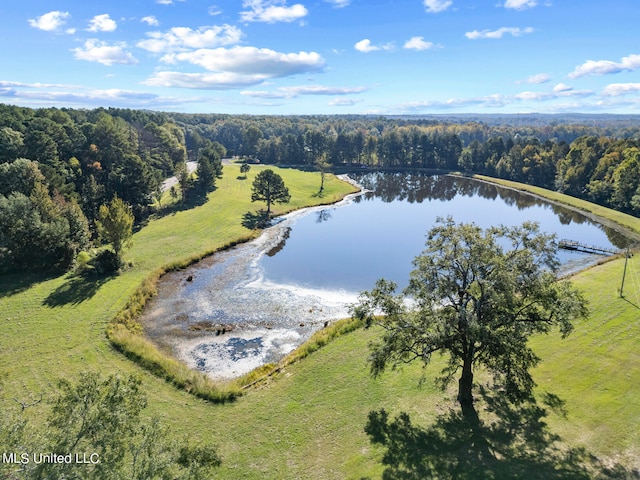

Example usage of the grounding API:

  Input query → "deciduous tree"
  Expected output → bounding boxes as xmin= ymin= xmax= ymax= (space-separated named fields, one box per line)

xmin=96 ymin=196 xmax=134 ymax=261
xmin=29 ymin=372 xmax=221 ymax=480
xmin=0 ymin=166 xmax=90 ymax=272
xmin=240 ymin=161 xmax=251 ymax=179
xmin=351 ymin=217 xmax=588 ymax=415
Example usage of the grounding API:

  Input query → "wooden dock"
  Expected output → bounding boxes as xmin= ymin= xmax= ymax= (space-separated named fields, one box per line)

xmin=558 ymin=239 xmax=619 ymax=256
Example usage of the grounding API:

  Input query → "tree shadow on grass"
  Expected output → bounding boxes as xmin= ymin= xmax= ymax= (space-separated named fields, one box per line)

xmin=365 ymin=388 xmax=639 ymax=480
xmin=312 ymin=189 xmax=326 ymax=198
xmin=621 ymin=297 xmax=640 ymax=310
xmin=146 ymin=189 xmax=211 ymax=224
xmin=0 ymin=272 xmax=58 ymax=298
xmin=242 ymin=210 xmax=270 ymax=230
xmin=43 ymin=273 xmax=115 ymax=307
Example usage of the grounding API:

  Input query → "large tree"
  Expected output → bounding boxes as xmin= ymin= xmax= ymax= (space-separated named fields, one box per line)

xmin=0 ymin=162 xmax=90 ymax=272
xmin=251 ymin=169 xmax=290 ymax=217
xmin=352 ymin=217 xmax=588 ymax=415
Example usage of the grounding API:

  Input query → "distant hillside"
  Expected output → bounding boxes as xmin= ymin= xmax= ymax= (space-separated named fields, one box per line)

xmin=389 ymin=113 xmax=640 ymax=128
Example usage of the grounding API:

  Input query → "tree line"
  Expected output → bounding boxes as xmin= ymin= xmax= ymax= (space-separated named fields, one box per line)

xmin=170 ymin=114 xmax=640 ymax=215
xmin=173 ymin=112 xmax=640 ymax=216
xmin=1 ymin=103 xmax=639 ymax=273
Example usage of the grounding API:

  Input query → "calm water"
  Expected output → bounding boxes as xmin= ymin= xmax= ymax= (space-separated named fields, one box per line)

xmin=141 ymin=173 xmax=631 ymax=379
xmin=260 ymin=173 xmax=627 ymax=292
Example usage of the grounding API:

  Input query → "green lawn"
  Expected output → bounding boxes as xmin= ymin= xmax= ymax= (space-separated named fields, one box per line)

xmin=2 ymin=169 xmax=640 ymax=478
xmin=532 ymin=254 xmax=640 ymax=460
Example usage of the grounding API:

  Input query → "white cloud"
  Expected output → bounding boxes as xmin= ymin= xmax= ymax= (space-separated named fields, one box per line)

xmin=503 ymin=0 xmax=538 ymax=10
xmin=72 ymin=40 xmax=139 ymax=66
xmin=355 ymin=39 xmax=378 ymax=53
xmin=28 ymin=11 xmax=71 ymax=32
xmin=593 ymin=96 xmax=640 ymax=112
xmin=513 ymin=91 xmax=550 ymax=101
xmin=240 ymin=0 xmax=308 ymax=23
xmin=519 ymin=73 xmax=550 ymax=84
xmin=392 ymin=84 xmax=598 ymax=113
xmin=398 ymin=95 xmax=509 ymax=111
xmin=138 ymin=25 xmax=243 ymax=53
xmin=141 ymin=16 xmax=159 ymax=26
xmin=283 ymin=85 xmax=367 ymax=95
xmin=143 ymin=71 xmax=271 ymax=89
xmin=553 ymin=83 xmax=572 ymax=93
xmin=162 ymin=46 xmax=325 ymax=76
xmin=465 ymin=27 xmax=534 ymax=40
xmin=0 ymin=80 xmax=78 ymax=90
xmin=404 ymin=36 xmax=434 ymax=51
xmin=0 ymin=80 xmax=206 ymax=109
xmin=240 ymin=90 xmax=287 ymax=99
xmin=602 ymin=83 xmax=640 ymax=97
xmin=514 ymin=84 xmax=592 ymax=101
xmin=568 ymin=54 xmax=640 ymax=78
xmin=354 ymin=39 xmax=393 ymax=53
xmin=87 ymin=14 xmax=117 ymax=32
xmin=325 ymin=0 xmax=350 ymax=7
xmin=423 ymin=0 xmax=453 ymax=13
xmin=329 ymin=98 xmax=360 ymax=106
xmin=242 ymin=84 xmax=367 ymax=98
xmin=209 ymin=6 xmax=223 ymax=15
xmin=147 ymin=46 xmax=325 ymax=89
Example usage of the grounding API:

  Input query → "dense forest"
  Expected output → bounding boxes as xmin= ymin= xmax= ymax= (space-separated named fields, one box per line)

xmin=1 ymin=103 xmax=640 ymax=273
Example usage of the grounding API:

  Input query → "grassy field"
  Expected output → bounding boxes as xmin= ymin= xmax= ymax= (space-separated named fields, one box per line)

xmin=0 ymin=165 xmax=357 ymax=397
xmin=2 ymin=168 xmax=640 ymax=478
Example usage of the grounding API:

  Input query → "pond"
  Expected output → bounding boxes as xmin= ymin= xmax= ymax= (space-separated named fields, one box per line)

xmin=140 ymin=173 xmax=632 ymax=380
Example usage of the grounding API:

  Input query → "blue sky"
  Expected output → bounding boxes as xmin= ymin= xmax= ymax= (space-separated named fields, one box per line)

xmin=1 ymin=0 xmax=639 ymax=114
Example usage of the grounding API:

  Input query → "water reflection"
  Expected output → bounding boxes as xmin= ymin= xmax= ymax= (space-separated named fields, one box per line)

xmin=352 ymin=173 xmax=627 ymax=248
xmin=316 ymin=209 xmax=332 ymax=224
xmin=266 ymin=227 xmax=291 ymax=257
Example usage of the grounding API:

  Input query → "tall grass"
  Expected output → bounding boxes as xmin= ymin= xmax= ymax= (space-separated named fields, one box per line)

xmin=109 ymin=324 xmax=241 ymax=403
xmin=235 ymin=317 xmax=366 ymax=390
